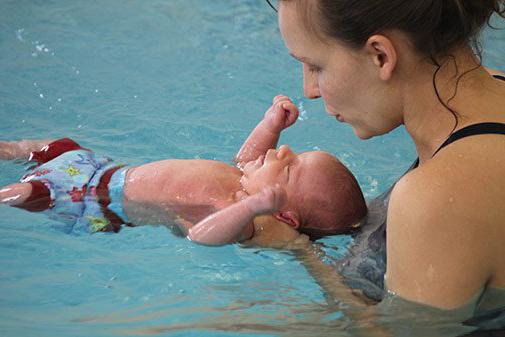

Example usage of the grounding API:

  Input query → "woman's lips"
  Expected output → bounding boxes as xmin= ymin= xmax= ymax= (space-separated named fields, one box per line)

xmin=327 ymin=107 xmax=344 ymax=122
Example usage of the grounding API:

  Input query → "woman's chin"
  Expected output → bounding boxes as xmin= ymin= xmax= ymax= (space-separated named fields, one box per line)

xmin=352 ymin=126 xmax=374 ymax=140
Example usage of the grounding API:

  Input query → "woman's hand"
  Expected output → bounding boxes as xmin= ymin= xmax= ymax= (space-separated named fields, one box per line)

xmin=263 ymin=95 xmax=299 ymax=133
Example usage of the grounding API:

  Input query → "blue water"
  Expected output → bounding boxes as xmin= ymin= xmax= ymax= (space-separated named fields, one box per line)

xmin=0 ymin=1 xmax=504 ymax=336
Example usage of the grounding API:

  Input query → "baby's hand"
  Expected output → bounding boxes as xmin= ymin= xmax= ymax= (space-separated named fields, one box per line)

xmin=263 ymin=95 xmax=299 ymax=133
xmin=246 ymin=185 xmax=287 ymax=214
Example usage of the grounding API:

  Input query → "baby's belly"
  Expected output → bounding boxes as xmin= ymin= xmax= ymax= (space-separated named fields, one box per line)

xmin=122 ymin=199 xmax=221 ymax=227
xmin=121 ymin=164 xmax=241 ymax=226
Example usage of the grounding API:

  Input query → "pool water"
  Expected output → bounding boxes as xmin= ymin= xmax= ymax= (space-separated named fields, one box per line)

xmin=0 ymin=1 xmax=504 ymax=336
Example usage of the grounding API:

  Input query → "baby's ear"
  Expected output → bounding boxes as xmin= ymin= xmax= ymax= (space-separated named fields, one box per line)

xmin=274 ymin=211 xmax=300 ymax=229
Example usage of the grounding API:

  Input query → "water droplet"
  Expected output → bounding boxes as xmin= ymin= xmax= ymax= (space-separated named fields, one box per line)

xmin=15 ymin=28 xmax=24 ymax=42
xmin=57 ymin=98 xmax=62 ymax=102
xmin=39 ymin=93 xmax=44 ymax=98
xmin=94 ymin=89 xmax=99 ymax=93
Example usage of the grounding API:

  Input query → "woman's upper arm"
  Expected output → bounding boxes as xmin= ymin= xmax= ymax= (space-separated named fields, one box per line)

xmin=385 ymin=173 xmax=490 ymax=310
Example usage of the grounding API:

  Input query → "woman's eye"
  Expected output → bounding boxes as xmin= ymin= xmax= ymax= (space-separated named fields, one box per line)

xmin=309 ymin=65 xmax=321 ymax=73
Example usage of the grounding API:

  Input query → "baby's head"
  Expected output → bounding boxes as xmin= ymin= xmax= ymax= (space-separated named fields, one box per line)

xmin=241 ymin=145 xmax=366 ymax=239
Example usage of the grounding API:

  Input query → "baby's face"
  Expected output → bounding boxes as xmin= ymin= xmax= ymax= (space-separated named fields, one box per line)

xmin=240 ymin=145 xmax=332 ymax=207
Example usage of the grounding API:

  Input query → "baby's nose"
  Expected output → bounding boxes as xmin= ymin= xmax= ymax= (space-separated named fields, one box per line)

xmin=277 ymin=145 xmax=292 ymax=159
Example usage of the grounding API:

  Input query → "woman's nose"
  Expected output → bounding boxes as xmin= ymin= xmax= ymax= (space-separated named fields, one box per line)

xmin=303 ymin=64 xmax=321 ymax=99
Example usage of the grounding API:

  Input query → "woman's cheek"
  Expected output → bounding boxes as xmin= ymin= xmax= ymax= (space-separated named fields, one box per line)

xmin=319 ymin=77 xmax=339 ymax=107
xmin=317 ymin=75 xmax=329 ymax=100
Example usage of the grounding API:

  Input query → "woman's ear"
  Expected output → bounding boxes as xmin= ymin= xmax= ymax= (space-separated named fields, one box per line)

xmin=274 ymin=211 xmax=300 ymax=229
xmin=365 ymin=34 xmax=397 ymax=81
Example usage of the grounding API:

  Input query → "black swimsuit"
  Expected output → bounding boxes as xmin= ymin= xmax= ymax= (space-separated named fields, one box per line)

xmin=337 ymin=74 xmax=505 ymax=302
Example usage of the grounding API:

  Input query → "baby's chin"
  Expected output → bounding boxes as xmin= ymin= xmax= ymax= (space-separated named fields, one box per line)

xmin=239 ymin=176 xmax=263 ymax=196
xmin=239 ymin=175 xmax=252 ymax=193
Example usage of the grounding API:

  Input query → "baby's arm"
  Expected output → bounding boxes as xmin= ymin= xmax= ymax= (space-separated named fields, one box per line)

xmin=235 ymin=95 xmax=298 ymax=168
xmin=0 ymin=139 xmax=54 ymax=160
xmin=187 ymin=186 xmax=286 ymax=246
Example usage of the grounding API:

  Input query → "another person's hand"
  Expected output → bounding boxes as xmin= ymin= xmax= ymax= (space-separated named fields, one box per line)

xmin=263 ymin=95 xmax=299 ymax=133
xmin=246 ymin=185 xmax=287 ymax=214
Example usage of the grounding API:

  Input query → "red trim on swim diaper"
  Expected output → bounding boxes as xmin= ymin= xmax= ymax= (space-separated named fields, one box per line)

xmin=29 ymin=138 xmax=89 ymax=165
xmin=96 ymin=166 xmax=129 ymax=233
xmin=14 ymin=181 xmax=52 ymax=212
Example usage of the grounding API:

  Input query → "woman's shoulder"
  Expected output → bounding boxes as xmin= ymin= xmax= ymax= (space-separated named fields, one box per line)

xmin=385 ymin=154 xmax=503 ymax=308
xmin=485 ymin=66 xmax=505 ymax=78
xmin=388 ymin=160 xmax=467 ymax=236
xmin=389 ymin=146 xmax=505 ymax=230
xmin=387 ymin=141 xmax=505 ymax=263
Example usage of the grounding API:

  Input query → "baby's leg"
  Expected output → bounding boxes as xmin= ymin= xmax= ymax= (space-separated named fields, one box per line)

xmin=0 ymin=181 xmax=51 ymax=212
xmin=0 ymin=139 xmax=54 ymax=160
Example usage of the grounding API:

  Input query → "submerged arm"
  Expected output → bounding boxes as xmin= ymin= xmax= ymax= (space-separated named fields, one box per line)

xmin=292 ymin=242 xmax=394 ymax=337
xmin=235 ymin=95 xmax=298 ymax=168
xmin=294 ymin=242 xmax=372 ymax=307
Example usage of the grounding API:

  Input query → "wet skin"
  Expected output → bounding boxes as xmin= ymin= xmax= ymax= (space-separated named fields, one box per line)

xmin=122 ymin=145 xmax=331 ymax=230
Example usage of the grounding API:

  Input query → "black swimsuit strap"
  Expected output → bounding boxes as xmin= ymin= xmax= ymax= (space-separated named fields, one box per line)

xmin=411 ymin=74 xmax=505 ymax=168
xmin=432 ymin=122 xmax=505 ymax=157
xmin=412 ymin=122 xmax=505 ymax=169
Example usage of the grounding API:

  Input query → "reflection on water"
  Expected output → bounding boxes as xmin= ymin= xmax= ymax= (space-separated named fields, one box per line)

xmin=64 ymin=252 xmax=503 ymax=337
xmin=74 ymin=295 xmax=350 ymax=337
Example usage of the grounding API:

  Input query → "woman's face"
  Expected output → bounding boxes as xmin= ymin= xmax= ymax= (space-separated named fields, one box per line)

xmin=278 ymin=2 xmax=403 ymax=139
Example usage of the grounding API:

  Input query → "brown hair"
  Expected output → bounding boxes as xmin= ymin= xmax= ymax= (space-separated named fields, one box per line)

xmin=279 ymin=0 xmax=504 ymax=60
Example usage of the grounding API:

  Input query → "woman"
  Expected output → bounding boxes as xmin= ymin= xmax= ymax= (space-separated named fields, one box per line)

xmin=271 ymin=0 xmax=505 ymax=330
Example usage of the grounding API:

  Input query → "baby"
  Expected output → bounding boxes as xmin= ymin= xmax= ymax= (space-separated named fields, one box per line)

xmin=0 ymin=96 xmax=366 ymax=245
